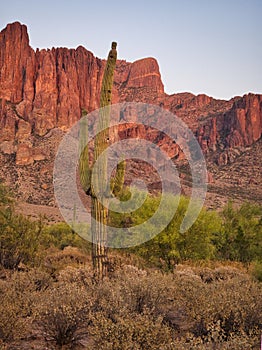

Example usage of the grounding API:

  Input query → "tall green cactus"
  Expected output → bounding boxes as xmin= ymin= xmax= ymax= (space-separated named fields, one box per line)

xmin=79 ymin=42 xmax=125 ymax=280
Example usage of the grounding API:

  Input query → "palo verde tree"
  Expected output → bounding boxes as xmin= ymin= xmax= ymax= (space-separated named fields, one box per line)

xmin=79 ymin=42 xmax=125 ymax=280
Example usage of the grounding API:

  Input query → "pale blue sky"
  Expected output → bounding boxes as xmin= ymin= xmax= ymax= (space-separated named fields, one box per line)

xmin=1 ymin=0 xmax=262 ymax=100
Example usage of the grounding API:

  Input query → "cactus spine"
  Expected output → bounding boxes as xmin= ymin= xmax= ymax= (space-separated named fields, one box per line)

xmin=79 ymin=42 xmax=121 ymax=280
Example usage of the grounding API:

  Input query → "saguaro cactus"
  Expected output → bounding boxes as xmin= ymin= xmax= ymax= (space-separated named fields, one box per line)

xmin=79 ymin=42 xmax=123 ymax=280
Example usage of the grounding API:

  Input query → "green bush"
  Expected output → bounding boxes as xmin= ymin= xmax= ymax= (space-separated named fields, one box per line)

xmin=0 ymin=213 xmax=43 ymax=269
xmin=216 ymin=201 xmax=262 ymax=263
xmin=251 ymin=260 xmax=262 ymax=282
xmin=41 ymin=222 xmax=90 ymax=252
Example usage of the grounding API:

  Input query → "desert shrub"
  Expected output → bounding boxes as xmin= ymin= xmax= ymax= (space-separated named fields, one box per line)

xmin=57 ymin=265 xmax=93 ymax=286
xmin=171 ymin=272 xmax=262 ymax=343
xmin=117 ymin=273 xmax=169 ymax=316
xmin=90 ymin=269 xmax=193 ymax=342
xmin=90 ymin=312 xmax=172 ymax=350
xmin=42 ymin=246 xmax=90 ymax=278
xmin=0 ymin=259 xmax=261 ymax=349
xmin=0 ymin=293 xmax=26 ymax=342
xmin=90 ymin=267 xmax=261 ymax=348
xmin=167 ymin=329 xmax=259 ymax=349
xmin=91 ymin=264 xmax=262 ymax=344
xmin=110 ymin=267 xmax=261 ymax=346
xmin=90 ymin=276 xmax=134 ymax=328
xmin=35 ymin=282 xmax=93 ymax=348
xmin=12 ymin=268 xmax=54 ymax=293
xmin=192 ymin=265 xmax=246 ymax=283
xmin=0 ymin=272 xmax=35 ymax=342
xmin=91 ymin=269 xmax=173 ymax=321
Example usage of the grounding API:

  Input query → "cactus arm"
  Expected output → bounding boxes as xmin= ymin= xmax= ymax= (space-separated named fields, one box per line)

xmin=111 ymin=159 xmax=126 ymax=198
xmin=79 ymin=116 xmax=91 ymax=194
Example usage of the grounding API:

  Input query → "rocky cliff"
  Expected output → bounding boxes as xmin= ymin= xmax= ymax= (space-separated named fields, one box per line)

xmin=0 ymin=22 xmax=164 ymax=135
xmin=197 ymin=94 xmax=262 ymax=164
xmin=0 ymin=22 xmax=261 ymax=209
xmin=0 ymin=22 xmax=165 ymax=165
xmin=1 ymin=22 xmax=261 ymax=156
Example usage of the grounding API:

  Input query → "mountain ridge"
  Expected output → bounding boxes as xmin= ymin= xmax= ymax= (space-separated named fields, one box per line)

xmin=0 ymin=22 xmax=261 ymax=212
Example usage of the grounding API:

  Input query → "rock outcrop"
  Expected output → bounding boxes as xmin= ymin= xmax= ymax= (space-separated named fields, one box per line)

xmin=0 ymin=22 xmax=261 ymax=169
xmin=197 ymin=94 xmax=262 ymax=163
xmin=0 ymin=22 xmax=164 ymax=139
xmin=0 ymin=22 xmax=35 ymax=104
xmin=124 ymin=57 xmax=164 ymax=92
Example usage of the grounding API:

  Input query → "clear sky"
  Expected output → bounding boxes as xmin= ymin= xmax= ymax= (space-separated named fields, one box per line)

xmin=1 ymin=0 xmax=262 ymax=100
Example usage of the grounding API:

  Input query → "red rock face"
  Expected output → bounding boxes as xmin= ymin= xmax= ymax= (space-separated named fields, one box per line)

xmin=0 ymin=22 xmax=35 ymax=104
xmin=197 ymin=94 xmax=262 ymax=156
xmin=125 ymin=57 xmax=164 ymax=92
xmin=0 ymin=23 xmax=164 ymax=136
xmin=0 ymin=99 xmax=16 ymax=142
xmin=0 ymin=22 xmax=261 ymax=167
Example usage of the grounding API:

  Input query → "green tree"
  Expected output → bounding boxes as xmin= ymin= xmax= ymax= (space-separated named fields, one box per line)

xmin=110 ymin=194 xmax=221 ymax=270
xmin=216 ymin=202 xmax=262 ymax=263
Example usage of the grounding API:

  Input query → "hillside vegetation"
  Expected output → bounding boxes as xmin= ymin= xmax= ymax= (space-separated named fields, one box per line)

xmin=0 ymin=181 xmax=261 ymax=349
